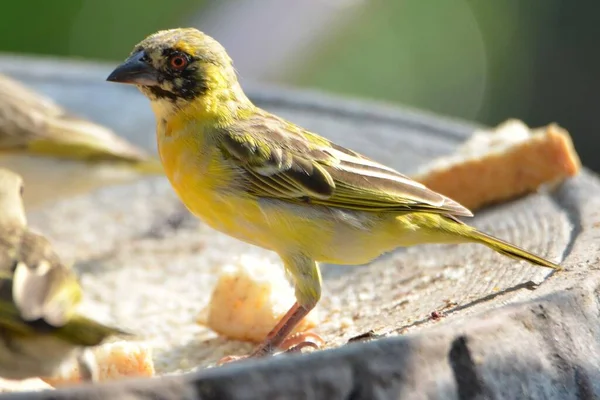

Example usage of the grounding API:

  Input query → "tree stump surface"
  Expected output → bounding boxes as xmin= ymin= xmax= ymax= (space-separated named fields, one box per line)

xmin=0 ymin=55 xmax=599 ymax=400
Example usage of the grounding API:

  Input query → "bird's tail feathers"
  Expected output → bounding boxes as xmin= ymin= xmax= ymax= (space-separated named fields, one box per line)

xmin=469 ymin=229 xmax=561 ymax=271
xmin=56 ymin=315 xmax=134 ymax=347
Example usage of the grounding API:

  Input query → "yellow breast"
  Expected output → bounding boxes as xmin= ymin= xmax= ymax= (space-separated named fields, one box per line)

xmin=156 ymin=117 xmax=274 ymax=248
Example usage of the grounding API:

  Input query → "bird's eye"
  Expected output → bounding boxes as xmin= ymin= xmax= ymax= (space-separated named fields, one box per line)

xmin=169 ymin=53 xmax=189 ymax=71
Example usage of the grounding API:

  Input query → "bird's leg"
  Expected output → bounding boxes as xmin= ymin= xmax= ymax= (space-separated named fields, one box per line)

xmin=218 ymin=255 xmax=324 ymax=365
xmin=254 ymin=302 xmax=306 ymax=356
xmin=217 ymin=302 xmax=322 ymax=365
xmin=248 ymin=301 xmax=323 ymax=357
xmin=253 ymin=302 xmax=310 ymax=356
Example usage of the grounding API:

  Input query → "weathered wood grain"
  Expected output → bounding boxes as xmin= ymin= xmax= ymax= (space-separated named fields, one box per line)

xmin=0 ymin=55 xmax=596 ymax=399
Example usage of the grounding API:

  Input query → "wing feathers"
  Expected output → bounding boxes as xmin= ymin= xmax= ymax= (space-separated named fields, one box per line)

xmin=220 ymin=113 xmax=472 ymax=217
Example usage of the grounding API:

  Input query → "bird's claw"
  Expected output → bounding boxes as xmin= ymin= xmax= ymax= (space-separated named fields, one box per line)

xmin=279 ymin=332 xmax=324 ymax=353
xmin=217 ymin=332 xmax=324 ymax=366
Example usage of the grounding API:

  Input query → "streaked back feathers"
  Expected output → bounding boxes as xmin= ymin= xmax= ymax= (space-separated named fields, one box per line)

xmin=217 ymin=111 xmax=473 ymax=216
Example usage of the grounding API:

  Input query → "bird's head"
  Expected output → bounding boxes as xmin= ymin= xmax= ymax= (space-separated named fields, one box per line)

xmin=107 ymin=28 xmax=249 ymax=118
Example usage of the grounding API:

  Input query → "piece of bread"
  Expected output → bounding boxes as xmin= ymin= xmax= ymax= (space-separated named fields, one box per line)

xmin=413 ymin=119 xmax=581 ymax=211
xmin=41 ymin=341 xmax=155 ymax=388
xmin=197 ymin=255 xmax=319 ymax=343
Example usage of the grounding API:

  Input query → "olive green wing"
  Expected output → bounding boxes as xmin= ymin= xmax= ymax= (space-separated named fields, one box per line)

xmin=219 ymin=115 xmax=336 ymax=200
xmin=219 ymin=113 xmax=472 ymax=217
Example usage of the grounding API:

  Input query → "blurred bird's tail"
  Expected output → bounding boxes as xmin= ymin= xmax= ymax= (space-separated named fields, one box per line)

xmin=58 ymin=315 xmax=134 ymax=347
xmin=32 ymin=115 xmax=163 ymax=174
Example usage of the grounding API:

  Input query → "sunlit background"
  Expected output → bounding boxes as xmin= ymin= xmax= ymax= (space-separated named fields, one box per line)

xmin=2 ymin=0 xmax=598 ymax=171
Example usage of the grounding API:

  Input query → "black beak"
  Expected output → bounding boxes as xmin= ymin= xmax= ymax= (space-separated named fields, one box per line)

xmin=106 ymin=51 xmax=159 ymax=86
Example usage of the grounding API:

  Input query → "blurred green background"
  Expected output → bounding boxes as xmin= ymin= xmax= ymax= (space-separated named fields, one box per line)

xmin=1 ymin=0 xmax=598 ymax=171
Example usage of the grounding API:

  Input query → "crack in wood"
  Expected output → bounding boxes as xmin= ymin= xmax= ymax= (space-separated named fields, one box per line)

xmin=549 ymin=182 xmax=584 ymax=263
xmin=448 ymin=335 xmax=493 ymax=400
xmin=573 ymin=365 xmax=596 ymax=400
xmin=385 ymin=280 xmax=542 ymax=336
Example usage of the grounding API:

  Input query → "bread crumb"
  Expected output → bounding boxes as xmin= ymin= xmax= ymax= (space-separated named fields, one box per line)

xmin=42 ymin=341 xmax=154 ymax=387
xmin=198 ymin=255 xmax=319 ymax=343
xmin=413 ymin=119 xmax=581 ymax=211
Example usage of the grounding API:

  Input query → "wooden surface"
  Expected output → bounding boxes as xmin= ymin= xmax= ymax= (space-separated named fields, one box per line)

xmin=0 ymin=55 xmax=598 ymax=399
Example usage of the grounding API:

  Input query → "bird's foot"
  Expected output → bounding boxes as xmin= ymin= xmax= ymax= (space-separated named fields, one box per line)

xmin=217 ymin=332 xmax=324 ymax=366
xmin=279 ymin=331 xmax=324 ymax=353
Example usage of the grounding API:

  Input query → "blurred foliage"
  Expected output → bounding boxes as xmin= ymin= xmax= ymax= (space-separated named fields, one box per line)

xmin=296 ymin=0 xmax=557 ymax=125
xmin=0 ymin=0 xmax=201 ymax=61
xmin=297 ymin=0 xmax=489 ymax=122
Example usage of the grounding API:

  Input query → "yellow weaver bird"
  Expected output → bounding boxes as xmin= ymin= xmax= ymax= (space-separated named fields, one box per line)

xmin=0 ymin=168 xmax=126 ymax=380
xmin=107 ymin=28 xmax=561 ymax=363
